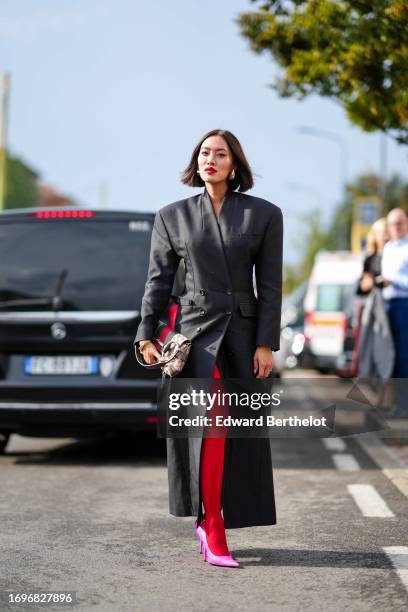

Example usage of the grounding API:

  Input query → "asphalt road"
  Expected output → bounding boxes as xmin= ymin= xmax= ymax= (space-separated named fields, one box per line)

xmin=1 ymin=426 xmax=407 ymax=612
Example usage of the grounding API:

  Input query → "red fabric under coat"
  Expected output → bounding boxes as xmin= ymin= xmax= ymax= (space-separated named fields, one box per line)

xmin=199 ymin=362 xmax=231 ymax=555
xmin=160 ymin=302 xmax=230 ymax=555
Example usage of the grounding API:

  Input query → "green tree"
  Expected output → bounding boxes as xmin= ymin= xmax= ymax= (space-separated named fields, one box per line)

xmin=238 ymin=0 xmax=408 ymax=144
xmin=284 ymin=172 xmax=408 ymax=294
xmin=3 ymin=154 xmax=40 ymax=210
xmin=383 ymin=173 xmax=408 ymax=210
xmin=283 ymin=208 xmax=331 ymax=293
xmin=327 ymin=172 xmax=408 ymax=251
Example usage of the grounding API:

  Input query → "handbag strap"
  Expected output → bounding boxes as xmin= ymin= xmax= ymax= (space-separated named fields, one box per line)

xmin=134 ymin=337 xmax=186 ymax=369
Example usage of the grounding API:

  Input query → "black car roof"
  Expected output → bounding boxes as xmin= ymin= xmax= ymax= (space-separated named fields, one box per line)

xmin=0 ymin=206 xmax=155 ymax=220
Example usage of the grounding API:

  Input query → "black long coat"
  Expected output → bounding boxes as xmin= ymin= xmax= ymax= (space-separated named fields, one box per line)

xmin=133 ymin=185 xmax=283 ymax=529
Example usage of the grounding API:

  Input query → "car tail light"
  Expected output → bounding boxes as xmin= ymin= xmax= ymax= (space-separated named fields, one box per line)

xmin=340 ymin=314 xmax=347 ymax=338
xmin=34 ymin=210 xmax=94 ymax=219
xmin=303 ymin=311 xmax=313 ymax=343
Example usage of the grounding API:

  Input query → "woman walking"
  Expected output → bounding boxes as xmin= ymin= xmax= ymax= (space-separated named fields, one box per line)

xmin=134 ymin=129 xmax=283 ymax=568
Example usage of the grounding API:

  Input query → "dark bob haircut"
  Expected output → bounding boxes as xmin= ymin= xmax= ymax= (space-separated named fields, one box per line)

xmin=180 ymin=129 xmax=254 ymax=192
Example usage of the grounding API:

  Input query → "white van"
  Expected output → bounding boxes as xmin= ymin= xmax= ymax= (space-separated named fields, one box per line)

xmin=303 ymin=251 xmax=364 ymax=373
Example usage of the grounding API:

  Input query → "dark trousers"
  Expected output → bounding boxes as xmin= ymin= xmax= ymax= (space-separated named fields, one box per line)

xmin=384 ymin=297 xmax=408 ymax=415
xmin=384 ymin=298 xmax=408 ymax=377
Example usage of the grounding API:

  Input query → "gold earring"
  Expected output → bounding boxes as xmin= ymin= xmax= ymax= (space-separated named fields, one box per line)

xmin=229 ymin=168 xmax=236 ymax=180
xmin=196 ymin=169 xmax=200 ymax=174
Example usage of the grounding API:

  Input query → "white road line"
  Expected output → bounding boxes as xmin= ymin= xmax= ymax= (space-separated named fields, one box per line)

xmin=383 ymin=547 xmax=408 ymax=593
xmin=355 ymin=433 xmax=408 ymax=499
xmin=322 ymin=438 xmax=347 ymax=452
xmin=332 ymin=453 xmax=361 ymax=471
xmin=348 ymin=484 xmax=395 ymax=517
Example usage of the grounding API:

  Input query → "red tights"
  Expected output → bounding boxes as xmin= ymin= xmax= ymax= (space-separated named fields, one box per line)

xmin=157 ymin=302 xmax=230 ymax=555
xmin=199 ymin=362 xmax=230 ymax=556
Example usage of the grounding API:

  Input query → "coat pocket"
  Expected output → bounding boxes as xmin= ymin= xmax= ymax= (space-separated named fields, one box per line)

xmin=239 ymin=302 xmax=257 ymax=317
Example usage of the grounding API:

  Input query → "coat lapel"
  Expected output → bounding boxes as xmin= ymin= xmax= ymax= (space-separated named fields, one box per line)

xmin=200 ymin=186 xmax=237 ymax=288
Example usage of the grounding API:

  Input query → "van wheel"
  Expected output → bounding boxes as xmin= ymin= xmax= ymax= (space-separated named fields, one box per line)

xmin=0 ymin=432 xmax=10 ymax=453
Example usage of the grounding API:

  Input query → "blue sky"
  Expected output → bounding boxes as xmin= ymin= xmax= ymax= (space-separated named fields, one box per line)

xmin=1 ymin=0 xmax=406 ymax=264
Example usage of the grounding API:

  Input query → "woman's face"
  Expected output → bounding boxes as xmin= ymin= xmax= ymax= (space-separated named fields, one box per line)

xmin=197 ymin=135 xmax=235 ymax=186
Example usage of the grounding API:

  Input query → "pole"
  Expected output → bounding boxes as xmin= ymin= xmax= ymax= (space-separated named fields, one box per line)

xmin=0 ymin=72 xmax=10 ymax=212
xmin=379 ymin=132 xmax=387 ymax=217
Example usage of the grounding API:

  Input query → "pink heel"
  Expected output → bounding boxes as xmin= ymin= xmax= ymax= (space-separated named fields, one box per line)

xmin=195 ymin=519 xmax=206 ymax=556
xmin=194 ymin=519 xmax=239 ymax=567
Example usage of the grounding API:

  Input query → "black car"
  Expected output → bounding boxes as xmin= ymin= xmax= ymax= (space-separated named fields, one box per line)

xmin=0 ymin=206 xmax=165 ymax=452
xmin=279 ymin=280 xmax=310 ymax=370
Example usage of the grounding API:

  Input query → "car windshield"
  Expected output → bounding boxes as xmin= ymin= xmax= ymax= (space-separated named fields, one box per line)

xmin=0 ymin=218 xmax=152 ymax=311
xmin=316 ymin=283 xmax=356 ymax=313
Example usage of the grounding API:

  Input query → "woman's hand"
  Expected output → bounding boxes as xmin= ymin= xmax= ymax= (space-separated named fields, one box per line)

xmin=138 ymin=340 xmax=162 ymax=365
xmin=360 ymin=272 xmax=374 ymax=292
xmin=253 ymin=346 xmax=274 ymax=378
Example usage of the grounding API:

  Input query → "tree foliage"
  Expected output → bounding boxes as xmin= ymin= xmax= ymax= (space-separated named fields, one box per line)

xmin=283 ymin=171 xmax=408 ymax=294
xmin=283 ymin=207 xmax=332 ymax=293
xmin=238 ymin=0 xmax=408 ymax=144
xmin=4 ymin=154 xmax=39 ymax=210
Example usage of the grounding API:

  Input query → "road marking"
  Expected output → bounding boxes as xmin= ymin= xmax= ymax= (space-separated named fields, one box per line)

xmin=322 ymin=437 xmax=347 ymax=452
xmin=347 ymin=484 xmax=395 ymax=517
xmin=354 ymin=433 xmax=408 ymax=499
xmin=383 ymin=547 xmax=408 ymax=593
xmin=332 ymin=453 xmax=360 ymax=471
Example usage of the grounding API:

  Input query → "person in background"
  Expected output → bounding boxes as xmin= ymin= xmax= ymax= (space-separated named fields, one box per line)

xmin=352 ymin=218 xmax=389 ymax=378
xmin=357 ymin=218 xmax=389 ymax=296
xmin=381 ymin=208 xmax=408 ymax=415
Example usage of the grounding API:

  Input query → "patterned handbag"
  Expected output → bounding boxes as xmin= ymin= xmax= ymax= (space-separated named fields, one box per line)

xmin=134 ymin=297 xmax=192 ymax=378
xmin=134 ymin=332 xmax=191 ymax=378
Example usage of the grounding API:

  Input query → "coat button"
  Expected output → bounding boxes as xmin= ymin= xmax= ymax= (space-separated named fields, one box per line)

xmin=199 ymin=308 xmax=206 ymax=316
xmin=226 ymin=290 xmax=232 ymax=295
xmin=196 ymin=327 xmax=201 ymax=332
xmin=199 ymin=289 xmax=206 ymax=295
xmin=225 ymin=310 xmax=232 ymax=315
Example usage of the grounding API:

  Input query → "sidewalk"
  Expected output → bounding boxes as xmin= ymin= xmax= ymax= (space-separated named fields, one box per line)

xmin=376 ymin=416 xmax=408 ymax=467
xmin=380 ymin=431 xmax=408 ymax=467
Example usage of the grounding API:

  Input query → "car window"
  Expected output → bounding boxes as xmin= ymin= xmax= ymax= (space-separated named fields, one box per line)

xmin=0 ymin=219 xmax=152 ymax=311
xmin=316 ymin=284 xmax=354 ymax=312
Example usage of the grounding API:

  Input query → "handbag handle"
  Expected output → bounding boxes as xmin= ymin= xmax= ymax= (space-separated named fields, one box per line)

xmin=134 ymin=337 xmax=185 ymax=370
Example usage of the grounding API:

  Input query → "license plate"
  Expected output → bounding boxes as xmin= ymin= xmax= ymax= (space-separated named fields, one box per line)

xmin=24 ymin=356 xmax=99 ymax=375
